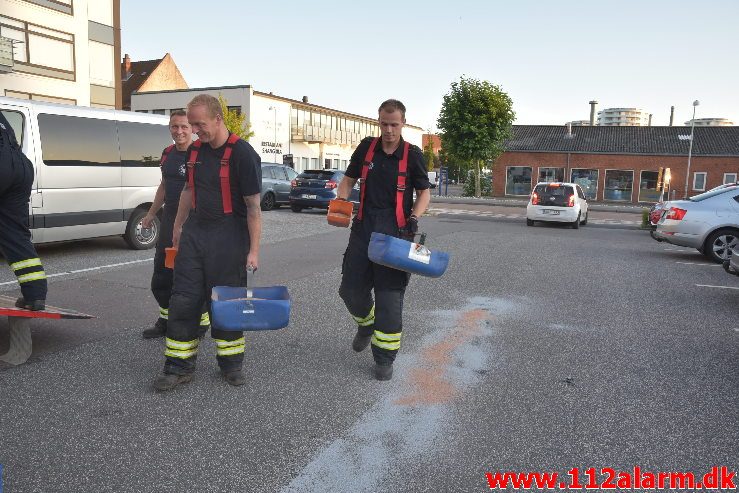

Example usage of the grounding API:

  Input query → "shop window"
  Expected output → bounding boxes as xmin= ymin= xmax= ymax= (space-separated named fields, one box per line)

xmin=692 ymin=172 xmax=706 ymax=191
xmin=538 ymin=167 xmax=564 ymax=183
xmin=570 ymin=169 xmax=599 ymax=200
xmin=604 ymin=170 xmax=634 ymax=201
xmin=505 ymin=166 xmax=532 ymax=196
xmin=638 ymin=170 xmax=660 ymax=202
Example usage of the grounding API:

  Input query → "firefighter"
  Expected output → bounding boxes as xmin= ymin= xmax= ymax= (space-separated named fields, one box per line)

xmin=153 ymin=94 xmax=262 ymax=392
xmin=141 ymin=110 xmax=210 ymax=339
xmin=0 ymin=111 xmax=47 ymax=311
xmin=336 ymin=99 xmax=431 ymax=381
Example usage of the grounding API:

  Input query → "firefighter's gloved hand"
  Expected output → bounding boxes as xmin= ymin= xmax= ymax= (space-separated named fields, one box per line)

xmin=400 ymin=215 xmax=418 ymax=240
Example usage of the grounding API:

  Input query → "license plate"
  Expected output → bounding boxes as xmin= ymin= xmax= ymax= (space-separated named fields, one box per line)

xmin=301 ymin=194 xmax=316 ymax=199
xmin=542 ymin=209 xmax=560 ymax=215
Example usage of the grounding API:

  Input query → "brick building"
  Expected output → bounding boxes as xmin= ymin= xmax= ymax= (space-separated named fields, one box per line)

xmin=121 ymin=53 xmax=187 ymax=111
xmin=492 ymin=125 xmax=739 ymax=204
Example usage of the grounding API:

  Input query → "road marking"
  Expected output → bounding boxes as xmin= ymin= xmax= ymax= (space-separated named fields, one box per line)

xmin=280 ymin=298 xmax=514 ymax=493
xmin=695 ymin=284 xmax=739 ymax=290
xmin=0 ymin=258 xmax=154 ymax=287
xmin=664 ymin=248 xmax=690 ymax=251
xmin=675 ymin=261 xmax=721 ymax=267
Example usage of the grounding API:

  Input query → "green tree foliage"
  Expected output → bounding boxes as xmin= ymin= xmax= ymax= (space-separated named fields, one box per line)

xmin=218 ymin=94 xmax=254 ymax=141
xmin=437 ymin=76 xmax=515 ymax=197
xmin=463 ymin=169 xmax=491 ymax=196
xmin=423 ymin=139 xmax=436 ymax=172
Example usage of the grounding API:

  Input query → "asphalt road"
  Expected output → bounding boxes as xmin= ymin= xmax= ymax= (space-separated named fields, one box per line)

xmin=0 ymin=208 xmax=736 ymax=492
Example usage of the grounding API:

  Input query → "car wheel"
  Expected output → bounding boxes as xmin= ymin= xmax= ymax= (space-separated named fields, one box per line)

xmin=581 ymin=211 xmax=588 ymax=225
xmin=261 ymin=192 xmax=276 ymax=211
xmin=526 ymin=218 xmax=534 ymax=226
xmin=291 ymin=204 xmax=303 ymax=213
xmin=704 ymin=228 xmax=738 ymax=263
xmin=123 ymin=208 xmax=159 ymax=250
xmin=571 ymin=213 xmax=580 ymax=229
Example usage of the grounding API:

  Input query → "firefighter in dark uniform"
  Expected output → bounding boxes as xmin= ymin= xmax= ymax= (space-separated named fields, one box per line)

xmin=141 ymin=110 xmax=210 ymax=339
xmin=0 ymin=111 xmax=47 ymax=311
xmin=153 ymin=94 xmax=262 ymax=392
xmin=336 ymin=99 xmax=431 ymax=381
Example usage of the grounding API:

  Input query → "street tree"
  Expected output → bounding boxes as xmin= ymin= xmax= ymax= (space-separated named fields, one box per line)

xmin=437 ymin=76 xmax=515 ymax=197
xmin=423 ymin=138 xmax=436 ymax=172
xmin=218 ymin=94 xmax=254 ymax=141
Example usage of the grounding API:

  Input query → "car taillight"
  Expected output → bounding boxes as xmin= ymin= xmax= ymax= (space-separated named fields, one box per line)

xmin=290 ymin=179 xmax=297 ymax=188
xmin=568 ymin=194 xmax=575 ymax=207
xmin=325 ymin=180 xmax=337 ymax=189
xmin=666 ymin=207 xmax=687 ymax=220
xmin=531 ymin=192 xmax=539 ymax=205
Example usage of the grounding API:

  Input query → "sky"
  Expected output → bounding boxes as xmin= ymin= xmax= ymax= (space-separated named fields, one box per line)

xmin=121 ymin=0 xmax=739 ymax=131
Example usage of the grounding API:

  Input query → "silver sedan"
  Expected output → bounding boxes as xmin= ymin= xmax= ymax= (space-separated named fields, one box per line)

xmin=653 ymin=185 xmax=739 ymax=263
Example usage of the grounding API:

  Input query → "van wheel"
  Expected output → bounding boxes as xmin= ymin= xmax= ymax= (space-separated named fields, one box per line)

xmin=581 ymin=211 xmax=588 ymax=225
xmin=261 ymin=192 xmax=276 ymax=211
xmin=124 ymin=208 xmax=159 ymax=250
xmin=291 ymin=204 xmax=303 ymax=213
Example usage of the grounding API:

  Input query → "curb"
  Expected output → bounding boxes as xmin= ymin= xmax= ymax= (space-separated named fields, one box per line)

xmin=430 ymin=195 xmax=645 ymax=214
xmin=433 ymin=211 xmax=642 ymax=231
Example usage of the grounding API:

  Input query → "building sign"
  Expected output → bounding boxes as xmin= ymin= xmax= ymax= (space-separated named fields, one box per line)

xmin=262 ymin=141 xmax=283 ymax=155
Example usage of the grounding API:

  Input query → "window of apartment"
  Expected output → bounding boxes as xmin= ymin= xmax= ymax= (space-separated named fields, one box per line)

xmin=89 ymin=40 xmax=114 ymax=87
xmin=301 ymin=157 xmax=309 ymax=171
xmin=692 ymin=172 xmax=706 ymax=191
xmin=505 ymin=166 xmax=532 ymax=196
xmin=0 ymin=16 xmax=75 ymax=73
xmin=118 ymin=122 xmax=173 ymax=167
xmin=341 ymin=159 xmax=347 ymax=169
xmin=538 ymin=167 xmax=564 ymax=183
xmin=310 ymin=157 xmax=318 ymax=169
xmin=22 ymin=0 xmax=73 ymax=16
xmin=604 ymin=170 xmax=634 ymax=201
xmin=638 ymin=170 xmax=660 ymax=202
xmin=570 ymin=169 xmax=599 ymax=200
xmin=333 ymin=159 xmax=339 ymax=168
xmin=38 ymin=114 xmax=119 ymax=166
xmin=5 ymin=89 xmax=76 ymax=105
xmin=87 ymin=0 xmax=113 ymax=26
xmin=0 ymin=109 xmax=25 ymax=146
xmin=151 ymin=109 xmax=165 ymax=115
xmin=724 ymin=173 xmax=738 ymax=184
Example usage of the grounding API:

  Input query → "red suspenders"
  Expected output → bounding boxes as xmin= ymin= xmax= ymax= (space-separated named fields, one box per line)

xmin=356 ymin=137 xmax=410 ymax=229
xmin=160 ymin=144 xmax=175 ymax=166
xmin=186 ymin=133 xmax=241 ymax=214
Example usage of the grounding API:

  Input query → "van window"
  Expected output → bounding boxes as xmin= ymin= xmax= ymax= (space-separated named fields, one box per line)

xmin=118 ymin=121 xmax=172 ymax=167
xmin=1 ymin=110 xmax=24 ymax=146
xmin=38 ymin=114 xmax=119 ymax=166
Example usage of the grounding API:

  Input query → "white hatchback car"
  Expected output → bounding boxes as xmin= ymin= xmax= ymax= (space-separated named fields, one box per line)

xmin=526 ymin=182 xmax=589 ymax=228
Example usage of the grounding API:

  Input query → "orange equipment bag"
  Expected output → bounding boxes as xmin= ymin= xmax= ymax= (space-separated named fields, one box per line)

xmin=327 ymin=199 xmax=353 ymax=228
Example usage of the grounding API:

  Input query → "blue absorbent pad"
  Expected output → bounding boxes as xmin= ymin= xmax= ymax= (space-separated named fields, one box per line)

xmin=367 ymin=232 xmax=450 ymax=278
xmin=211 ymin=286 xmax=291 ymax=331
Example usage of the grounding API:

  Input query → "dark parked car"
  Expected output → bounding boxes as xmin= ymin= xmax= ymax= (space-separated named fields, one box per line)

xmin=261 ymin=163 xmax=298 ymax=211
xmin=289 ymin=169 xmax=359 ymax=212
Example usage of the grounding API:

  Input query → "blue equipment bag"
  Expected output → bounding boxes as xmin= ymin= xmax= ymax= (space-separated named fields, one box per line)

xmin=367 ymin=232 xmax=449 ymax=278
xmin=211 ymin=285 xmax=290 ymax=331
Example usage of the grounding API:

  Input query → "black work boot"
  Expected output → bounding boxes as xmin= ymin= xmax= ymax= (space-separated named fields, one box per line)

xmin=374 ymin=363 xmax=394 ymax=381
xmin=15 ymin=297 xmax=45 ymax=311
xmin=222 ymin=370 xmax=246 ymax=386
xmin=352 ymin=330 xmax=372 ymax=352
xmin=153 ymin=372 xmax=192 ymax=392
xmin=142 ymin=318 xmax=167 ymax=339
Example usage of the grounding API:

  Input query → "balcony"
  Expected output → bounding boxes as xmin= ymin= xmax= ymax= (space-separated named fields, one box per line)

xmin=291 ymin=124 xmax=362 ymax=145
xmin=0 ymin=37 xmax=14 ymax=73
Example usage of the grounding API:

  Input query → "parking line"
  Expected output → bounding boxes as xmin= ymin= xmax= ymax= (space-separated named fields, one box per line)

xmin=675 ymin=261 xmax=721 ymax=267
xmin=695 ymin=284 xmax=739 ymax=290
xmin=0 ymin=258 xmax=154 ymax=287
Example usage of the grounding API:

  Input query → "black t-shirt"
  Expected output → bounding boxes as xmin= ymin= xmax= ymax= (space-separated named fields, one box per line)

xmin=161 ymin=147 xmax=188 ymax=210
xmin=345 ymin=136 xmax=429 ymax=216
xmin=188 ymin=135 xmax=262 ymax=220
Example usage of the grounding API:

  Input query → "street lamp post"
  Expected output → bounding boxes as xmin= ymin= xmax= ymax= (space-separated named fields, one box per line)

xmin=684 ymin=100 xmax=699 ymax=199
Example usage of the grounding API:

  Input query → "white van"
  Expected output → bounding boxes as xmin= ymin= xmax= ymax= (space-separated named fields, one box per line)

xmin=0 ymin=96 xmax=171 ymax=249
